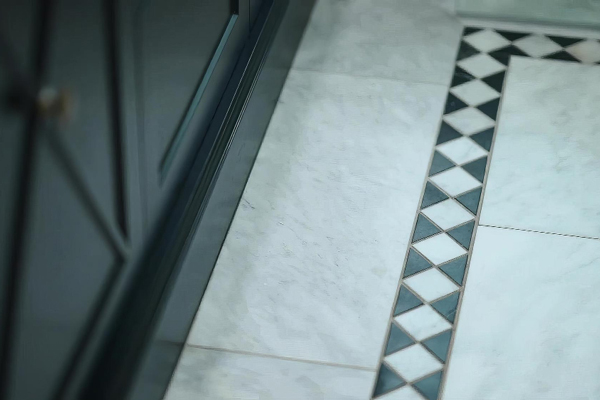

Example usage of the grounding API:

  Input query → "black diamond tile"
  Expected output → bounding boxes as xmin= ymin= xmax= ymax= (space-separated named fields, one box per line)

xmin=451 ymin=66 xmax=476 ymax=87
xmin=412 ymin=214 xmax=441 ymax=243
xmin=544 ymin=50 xmax=579 ymax=62
xmin=404 ymin=248 xmax=432 ymax=278
xmin=444 ymin=93 xmax=468 ymax=114
xmin=489 ymin=44 xmax=528 ymax=66
xmin=477 ymin=98 xmax=500 ymax=120
xmin=394 ymin=285 xmax=423 ymax=316
xmin=436 ymin=122 xmax=462 ymax=145
xmin=482 ymin=70 xmax=506 ymax=93
xmin=447 ymin=221 xmax=475 ymax=249
xmin=373 ymin=364 xmax=405 ymax=397
xmin=385 ymin=324 xmax=415 ymax=356
xmin=462 ymin=156 xmax=488 ymax=182
xmin=439 ymin=255 xmax=468 ymax=285
xmin=432 ymin=292 xmax=460 ymax=323
xmin=456 ymin=187 xmax=482 ymax=214
xmin=470 ymin=128 xmax=494 ymax=151
xmin=429 ymin=151 xmax=455 ymax=176
xmin=496 ymin=30 xmax=530 ymax=42
xmin=414 ymin=371 xmax=443 ymax=400
xmin=421 ymin=182 xmax=448 ymax=208
xmin=464 ymin=26 xmax=483 ymax=35
xmin=457 ymin=40 xmax=479 ymax=61
xmin=423 ymin=330 xmax=452 ymax=362
xmin=547 ymin=35 xmax=585 ymax=47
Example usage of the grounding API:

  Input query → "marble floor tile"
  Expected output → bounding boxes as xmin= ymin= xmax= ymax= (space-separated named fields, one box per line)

xmin=292 ymin=0 xmax=462 ymax=84
xmin=413 ymin=233 xmax=467 ymax=265
xmin=395 ymin=305 xmax=452 ymax=341
xmin=385 ymin=344 xmax=442 ymax=382
xmin=421 ymin=199 xmax=473 ymax=231
xmin=404 ymin=269 xmax=458 ymax=302
xmin=443 ymin=226 xmax=600 ymax=400
xmin=164 ymin=347 xmax=374 ymax=400
xmin=480 ymin=57 xmax=600 ymax=238
xmin=187 ymin=70 xmax=447 ymax=368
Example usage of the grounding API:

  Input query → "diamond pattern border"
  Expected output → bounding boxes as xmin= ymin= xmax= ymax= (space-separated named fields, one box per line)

xmin=371 ymin=26 xmax=596 ymax=400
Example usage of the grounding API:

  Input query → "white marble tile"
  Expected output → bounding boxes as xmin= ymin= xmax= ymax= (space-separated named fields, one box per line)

xmin=164 ymin=347 xmax=374 ymax=400
xmin=457 ymin=54 xmax=506 ymax=78
xmin=422 ymin=199 xmax=474 ymax=230
xmin=379 ymin=385 xmax=426 ymax=400
xmin=443 ymin=108 xmax=495 ymax=136
xmin=414 ymin=233 xmax=467 ymax=265
xmin=480 ymin=57 xmax=600 ymax=238
xmin=450 ymin=80 xmax=500 ymax=106
xmin=430 ymin=167 xmax=481 ymax=197
xmin=464 ymin=29 xmax=510 ymax=53
xmin=293 ymin=0 xmax=462 ymax=84
xmin=566 ymin=39 xmax=600 ymax=63
xmin=395 ymin=305 xmax=452 ymax=341
xmin=404 ymin=269 xmax=459 ymax=302
xmin=513 ymin=34 xmax=563 ymax=57
xmin=436 ymin=137 xmax=488 ymax=165
xmin=443 ymin=226 xmax=600 ymax=400
xmin=385 ymin=344 xmax=443 ymax=382
xmin=187 ymin=70 xmax=447 ymax=368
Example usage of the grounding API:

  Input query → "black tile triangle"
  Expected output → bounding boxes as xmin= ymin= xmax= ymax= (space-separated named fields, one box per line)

xmin=429 ymin=151 xmax=455 ymax=176
xmin=423 ymin=330 xmax=452 ymax=362
xmin=482 ymin=70 xmax=506 ymax=93
xmin=547 ymin=35 xmax=584 ymax=47
xmin=496 ymin=30 xmax=529 ymax=41
xmin=462 ymin=156 xmax=488 ymax=182
xmin=421 ymin=182 xmax=448 ymax=208
xmin=464 ymin=27 xmax=483 ymax=35
xmin=404 ymin=248 xmax=432 ymax=278
xmin=373 ymin=364 xmax=405 ymax=397
xmin=451 ymin=66 xmax=476 ymax=87
xmin=385 ymin=324 xmax=415 ymax=356
xmin=457 ymin=40 xmax=479 ymax=61
xmin=470 ymin=128 xmax=494 ymax=151
xmin=489 ymin=44 xmax=528 ymax=66
xmin=414 ymin=371 xmax=443 ymax=400
xmin=447 ymin=221 xmax=475 ymax=249
xmin=394 ymin=285 xmax=423 ymax=316
xmin=432 ymin=292 xmax=460 ymax=323
xmin=444 ymin=93 xmax=468 ymax=114
xmin=477 ymin=98 xmax=500 ymax=120
xmin=456 ymin=187 xmax=482 ymax=214
xmin=544 ymin=50 xmax=579 ymax=62
xmin=412 ymin=214 xmax=441 ymax=243
xmin=436 ymin=122 xmax=462 ymax=145
xmin=439 ymin=255 xmax=468 ymax=285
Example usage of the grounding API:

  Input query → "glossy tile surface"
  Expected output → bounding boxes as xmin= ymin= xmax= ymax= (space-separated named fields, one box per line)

xmin=164 ymin=348 xmax=374 ymax=400
xmin=480 ymin=57 xmax=600 ymax=238
xmin=444 ymin=227 xmax=600 ymax=400
xmin=187 ymin=70 xmax=447 ymax=368
xmin=293 ymin=0 xmax=462 ymax=84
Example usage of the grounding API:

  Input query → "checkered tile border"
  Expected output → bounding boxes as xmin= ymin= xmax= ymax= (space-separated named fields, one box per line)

xmin=371 ymin=27 xmax=597 ymax=400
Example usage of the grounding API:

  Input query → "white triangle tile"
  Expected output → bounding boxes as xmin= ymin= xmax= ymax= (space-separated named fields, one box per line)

xmin=443 ymin=108 xmax=495 ymax=136
xmin=450 ymin=80 xmax=500 ymax=106
xmin=513 ymin=34 xmax=562 ymax=57
xmin=422 ymin=199 xmax=474 ymax=230
xmin=566 ymin=40 xmax=600 ymax=63
xmin=430 ymin=167 xmax=481 ymax=197
xmin=404 ymin=269 xmax=459 ymax=302
xmin=436 ymin=137 xmax=488 ymax=165
xmin=413 ymin=233 xmax=467 ymax=265
xmin=464 ymin=29 xmax=511 ymax=53
xmin=385 ymin=344 xmax=443 ymax=382
xmin=457 ymin=53 xmax=506 ymax=78
xmin=377 ymin=385 xmax=425 ymax=400
xmin=395 ymin=305 xmax=452 ymax=341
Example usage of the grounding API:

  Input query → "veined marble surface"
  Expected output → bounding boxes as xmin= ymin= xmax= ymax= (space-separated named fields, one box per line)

xmin=187 ymin=70 xmax=447 ymax=368
xmin=292 ymin=0 xmax=462 ymax=84
xmin=164 ymin=347 xmax=374 ymax=400
xmin=480 ymin=57 xmax=600 ymax=238
xmin=443 ymin=227 xmax=600 ymax=400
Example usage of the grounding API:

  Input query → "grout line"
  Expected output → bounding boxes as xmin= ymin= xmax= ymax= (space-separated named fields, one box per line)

xmin=478 ymin=224 xmax=600 ymax=241
xmin=184 ymin=344 xmax=377 ymax=372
